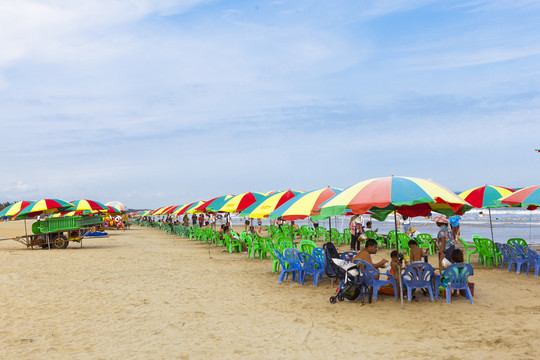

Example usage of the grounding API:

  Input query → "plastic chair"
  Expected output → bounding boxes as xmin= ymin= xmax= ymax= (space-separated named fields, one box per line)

xmin=224 ymin=234 xmax=242 ymax=253
xmin=507 ymin=238 xmax=528 ymax=248
xmin=476 ymin=238 xmax=499 ymax=267
xmin=354 ymin=260 xmax=398 ymax=301
xmin=340 ymin=251 xmax=357 ymax=262
xmin=416 ymin=233 xmax=435 ymax=255
xmin=273 ymin=249 xmax=300 ymax=283
xmin=299 ymin=240 xmax=317 ymax=254
xmin=312 ymin=247 xmax=325 ymax=267
xmin=506 ymin=245 xmax=528 ymax=274
xmin=265 ymin=240 xmax=280 ymax=273
xmin=435 ymin=263 xmax=474 ymax=304
xmin=279 ymin=240 xmax=295 ymax=251
xmin=365 ymin=230 xmax=385 ymax=249
xmin=397 ymin=233 xmax=411 ymax=254
xmin=387 ymin=230 xmax=397 ymax=249
xmin=495 ymin=243 xmax=511 ymax=271
xmin=342 ymin=228 xmax=352 ymax=245
xmin=524 ymin=247 xmax=540 ymax=277
xmin=298 ymin=252 xmax=325 ymax=286
xmin=314 ymin=227 xmax=328 ymax=242
xmin=460 ymin=236 xmax=479 ymax=263
xmin=401 ymin=263 xmax=435 ymax=301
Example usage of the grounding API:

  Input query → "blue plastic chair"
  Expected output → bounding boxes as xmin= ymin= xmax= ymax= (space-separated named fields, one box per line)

xmin=273 ymin=249 xmax=300 ymax=283
xmin=312 ymin=247 xmax=325 ymax=267
xmin=401 ymin=263 xmax=435 ymax=301
xmin=435 ymin=263 xmax=474 ymax=304
xmin=340 ymin=251 xmax=357 ymax=262
xmin=354 ymin=260 xmax=398 ymax=301
xmin=495 ymin=243 xmax=511 ymax=271
xmin=524 ymin=247 xmax=540 ymax=277
xmin=507 ymin=245 xmax=528 ymax=274
xmin=298 ymin=252 xmax=325 ymax=286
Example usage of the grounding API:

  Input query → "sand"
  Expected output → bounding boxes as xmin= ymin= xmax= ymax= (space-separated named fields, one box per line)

xmin=1 ymin=220 xmax=539 ymax=359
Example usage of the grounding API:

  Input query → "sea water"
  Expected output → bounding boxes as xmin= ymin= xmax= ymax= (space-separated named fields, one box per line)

xmin=229 ymin=208 xmax=540 ymax=245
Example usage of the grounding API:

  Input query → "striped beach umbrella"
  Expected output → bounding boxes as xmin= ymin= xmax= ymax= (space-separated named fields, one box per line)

xmin=217 ymin=192 xmax=268 ymax=213
xmin=186 ymin=201 xmax=206 ymax=214
xmin=499 ymin=184 xmax=540 ymax=210
xmin=241 ymin=190 xmax=304 ymax=218
xmin=172 ymin=203 xmax=193 ymax=216
xmin=458 ymin=185 xmax=514 ymax=208
xmin=68 ymin=199 xmax=109 ymax=212
xmin=319 ymin=176 xmax=471 ymax=221
xmin=105 ymin=201 xmax=127 ymax=212
xmin=15 ymin=199 xmax=73 ymax=219
xmin=269 ymin=187 xmax=341 ymax=220
xmin=0 ymin=200 xmax=32 ymax=218
xmin=195 ymin=195 xmax=234 ymax=213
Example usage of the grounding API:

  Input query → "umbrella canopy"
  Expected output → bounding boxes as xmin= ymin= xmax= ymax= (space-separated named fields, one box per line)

xmin=241 ymin=190 xmax=304 ymax=218
xmin=269 ymin=187 xmax=341 ymax=220
xmin=100 ymin=205 xmax=121 ymax=214
xmin=15 ymin=199 xmax=73 ymax=219
xmin=172 ymin=203 xmax=193 ymax=216
xmin=195 ymin=195 xmax=234 ymax=213
xmin=458 ymin=185 xmax=514 ymax=208
xmin=499 ymin=184 xmax=540 ymax=210
xmin=105 ymin=201 xmax=127 ymax=212
xmin=319 ymin=176 xmax=471 ymax=220
xmin=186 ymin=201 xmax=206 ymax=214
xmin=0 ymin=200 xmax=32 ymax=218
xmin=162 ymin=205 xmax=181 ymax=214
xmin=68 ymin=199 xmax=109 ymax=212
xmin=217 ymin=192 xmax=268 ymax=213
xmin=152 ymin=205 xmax=174 ymax=216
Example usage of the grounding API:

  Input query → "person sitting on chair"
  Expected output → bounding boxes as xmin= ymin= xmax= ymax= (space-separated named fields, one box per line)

xmin=408 ymin=240 xmax=426 ymax=263
xmin=353 ymin=239 xmax=388 ymax=279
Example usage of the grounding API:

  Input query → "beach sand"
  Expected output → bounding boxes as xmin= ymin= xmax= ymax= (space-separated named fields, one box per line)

xmin=1 ymin=221 xmax=539 ymax=359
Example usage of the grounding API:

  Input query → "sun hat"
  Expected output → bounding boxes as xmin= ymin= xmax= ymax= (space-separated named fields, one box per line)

xmin=432 ymin=215 xmax=449 ymax=224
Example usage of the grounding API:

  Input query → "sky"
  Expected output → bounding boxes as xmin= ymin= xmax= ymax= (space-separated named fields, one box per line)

xmin=1 ymin=0 xmax=540 ymax=209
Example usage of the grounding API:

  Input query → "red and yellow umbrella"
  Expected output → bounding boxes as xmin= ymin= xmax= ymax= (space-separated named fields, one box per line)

xmin=216 ymin=192 xmax=267 ymax=213
xmin=499 ymin=184 xmax=540 ymax=210
xmin=240 ymin=190 xmax=304 ymax=218
xmin=15 ymin=199 xmax=73 ymax=219
xmin=172 ymin=203 xmax=193 ymax=216
xmin=269 ymin=187 xmax=341 ymax=220
xmin=0 ymin=200 xmax=32 ymax=218
xmin=458 ymin=185 xmax=514 ymax=208
xmin=319 ymin=176 xmax=471 ymax=220
xmin=68 ymin=199 xmax=109 ymax=212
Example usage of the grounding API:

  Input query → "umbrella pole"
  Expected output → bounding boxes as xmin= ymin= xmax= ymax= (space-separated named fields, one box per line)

xmin=488 ymin=208 xmax=496 ymax=266
xmin=329 ymin=218 xmax=332 ymax=243
xmin=395 ymin=211 xmax=404 ymax=310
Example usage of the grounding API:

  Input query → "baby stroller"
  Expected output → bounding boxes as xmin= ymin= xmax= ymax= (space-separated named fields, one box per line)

xmin=323 ymin=242 xmax=371 ymax=305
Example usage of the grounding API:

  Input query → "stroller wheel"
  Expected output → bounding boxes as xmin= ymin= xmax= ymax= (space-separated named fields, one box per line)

xmin=329 ymin=296 xmax=337 ymax=304
xmin=337 ymin=294 xmax=344 ymax=301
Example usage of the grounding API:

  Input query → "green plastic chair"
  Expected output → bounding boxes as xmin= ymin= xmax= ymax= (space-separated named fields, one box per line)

xmin=507 ymin=238 xmax=528 ymax=248
xmin=314 ymin=227 xmax=328 ymax=242
xmin=264 ymin=239 xmax=280 ymax=272
xmin=365 ymin=230 xmax=385 ymax=249
xmin=279 ymin=240 xmax=295 ymax=251
xmin=476 ymin=238 xmax=500 ymax=267
xmin=416 ymin=233 xmax=435 ymax=255
xmin=299 ymin=240 xmax=317 ymax=254
xmin=397 ymin=233 xmax=411 ymax=254
xmin=342 ymin=228 xmax=352 ymax=245
xmin=224 ymin=234 xmax=242 ymax=253
xmin=329 ymin=228 xmax=343 ymax=245
xmin=460 ymin=236 xmax=479 ymax=263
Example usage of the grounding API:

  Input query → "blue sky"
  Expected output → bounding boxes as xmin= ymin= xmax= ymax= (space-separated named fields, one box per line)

xmin=1 ymin=0 xmax=539 ymax=209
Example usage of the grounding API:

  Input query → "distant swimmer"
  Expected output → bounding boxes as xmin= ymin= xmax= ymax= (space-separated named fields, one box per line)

xmin=478 ymin=211 xmax=485 ymax=218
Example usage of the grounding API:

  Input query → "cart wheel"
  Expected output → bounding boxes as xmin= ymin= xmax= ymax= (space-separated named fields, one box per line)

xmin=329 ymin=296 xmax=337 ymax=304
xmin=51 ymin=235 xmax=69 ymax=249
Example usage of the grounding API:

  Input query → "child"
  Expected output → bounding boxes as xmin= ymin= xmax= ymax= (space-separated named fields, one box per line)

xmin=408 ymin=240 xmax=426 ymax=263
xmin=365 ymin=221 xmax=378 ymax=233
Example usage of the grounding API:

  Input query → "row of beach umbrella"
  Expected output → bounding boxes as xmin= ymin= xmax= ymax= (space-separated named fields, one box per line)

xmin=0 ymin=199 xmax=127 ymax=220
xmin=135 ymin=176 xmax=539 ymax=221
xmin=136 ymin=177 xmax=540 ymax=223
